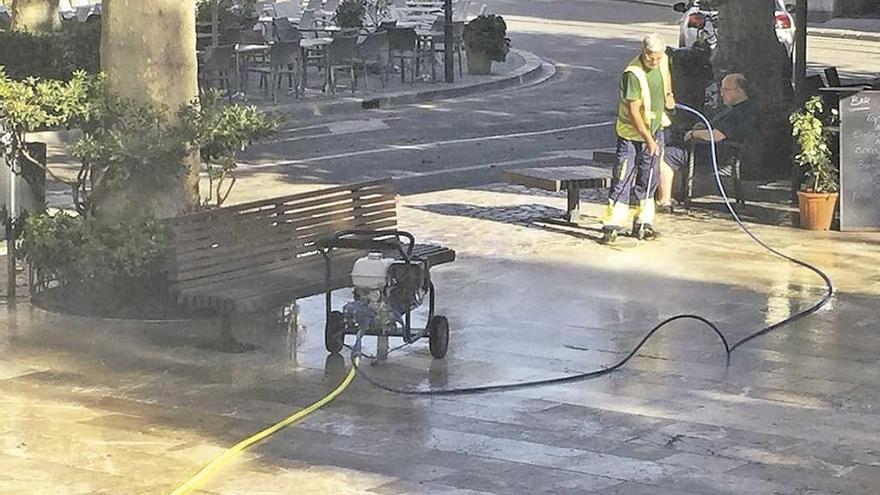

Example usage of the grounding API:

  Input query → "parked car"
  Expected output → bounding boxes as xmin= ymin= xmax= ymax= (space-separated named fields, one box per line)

xmin=673 ymin=0 xmax=795 ymax=56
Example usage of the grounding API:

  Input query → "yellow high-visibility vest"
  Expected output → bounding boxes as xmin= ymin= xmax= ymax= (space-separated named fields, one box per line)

xmin=615 ymin=53 xmax=672 ymax=141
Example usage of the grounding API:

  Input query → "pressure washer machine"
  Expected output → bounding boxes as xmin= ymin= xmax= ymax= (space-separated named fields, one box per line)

xmin=319 ymin=230 xmax=450 ymax=360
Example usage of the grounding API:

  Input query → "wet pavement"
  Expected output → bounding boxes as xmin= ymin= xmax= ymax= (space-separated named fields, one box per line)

xmin=2 ymin=184 xmax=880 ymax=494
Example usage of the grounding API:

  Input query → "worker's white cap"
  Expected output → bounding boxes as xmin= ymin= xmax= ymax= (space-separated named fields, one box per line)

xmin=643 ymin=33 xmax=666 ymax=53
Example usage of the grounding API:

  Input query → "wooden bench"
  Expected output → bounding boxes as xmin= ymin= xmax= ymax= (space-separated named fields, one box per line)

xmin=163 ymin=178 xmax=455 ymax=349
xmin=502 ymin=164 xmax=612 ymax=222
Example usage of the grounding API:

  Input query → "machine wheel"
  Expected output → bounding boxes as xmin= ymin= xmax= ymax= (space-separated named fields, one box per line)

xmin=325 ymin=311 xmax=345 ymax=354
xmin=428 ymin=315 xmax=449 ymax=359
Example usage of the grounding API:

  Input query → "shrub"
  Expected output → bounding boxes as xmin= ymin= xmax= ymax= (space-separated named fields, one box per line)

xmin=0 ymin=20 xmax=100 ymax=80
xmin=463 ymin=14 xmax=510 ymax=62
xmin=336 ymin=0 xmax=366 ymax=29
xmin=0 ymin=68 xmax=94 ymax=205
xmin=70 ymin=81 xmax=192 ymax=216
xmin=19 ymin=212 xmax=168 ymax=291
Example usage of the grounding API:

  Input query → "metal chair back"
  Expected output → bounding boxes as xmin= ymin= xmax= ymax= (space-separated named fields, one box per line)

xmin=327 ymin=35 xmax=358 ymax=65
xmin=222 ymin=28 xmax=242 ymax=45
xmin=356 ymin=31 xmax=390 ymax=65
xmin=299 ymin=9 xmax=316 ymax=29
xmin=202 ymin=44 xmax=236 ymax=72
xmin=387 ymin=27 xmax=417 ymax=54
xmin=269 ymin=41 xmax=303 ymax=68
xmin=274 ymin=17 xmax=304 ymax=42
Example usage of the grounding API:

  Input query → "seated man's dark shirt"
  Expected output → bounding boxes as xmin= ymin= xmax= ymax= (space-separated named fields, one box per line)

xmin=664 ymin=98 xmax=758 ymax=171
xmin=711 ymin=98 xmax=758 ymax=145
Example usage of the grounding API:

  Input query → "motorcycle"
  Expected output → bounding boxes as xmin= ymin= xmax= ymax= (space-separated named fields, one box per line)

xmin=670 ymin=1 xmax=722 ymax=125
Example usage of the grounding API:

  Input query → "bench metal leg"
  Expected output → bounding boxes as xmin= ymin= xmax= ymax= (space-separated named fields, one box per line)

xmin=565 ymin=185 xmax=580 ymax=222
xmin=284 ymin=303 xmax=301 ymax=364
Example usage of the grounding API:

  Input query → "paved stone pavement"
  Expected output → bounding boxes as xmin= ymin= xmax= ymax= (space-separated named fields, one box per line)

xmin=2 ymin=181 xmax=880 ymax=494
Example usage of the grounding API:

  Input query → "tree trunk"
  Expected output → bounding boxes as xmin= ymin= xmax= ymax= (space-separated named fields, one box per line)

xmin=101 ymin=0 xmax=200 ymax=217
xmin=713 ymin=0 xmax=793 ymax=177
xmin=11 ymin=0 xmax=61 ymax=32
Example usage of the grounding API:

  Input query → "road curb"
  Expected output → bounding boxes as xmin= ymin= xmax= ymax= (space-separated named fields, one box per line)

xmin=601 ymin=0 xmax=671 ymax=8
xmin=264 ymin=49 xmax=554 ymax=119
xmin=807 ymin=28 xmax=880 ymax=42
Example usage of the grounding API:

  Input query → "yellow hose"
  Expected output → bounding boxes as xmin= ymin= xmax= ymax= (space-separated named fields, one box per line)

xmin=167 ymin=358 xmax=358 ymax=495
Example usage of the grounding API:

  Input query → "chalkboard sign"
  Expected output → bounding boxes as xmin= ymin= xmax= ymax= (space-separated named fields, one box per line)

xmin=840 ymin=90 xmax=880 ymax=231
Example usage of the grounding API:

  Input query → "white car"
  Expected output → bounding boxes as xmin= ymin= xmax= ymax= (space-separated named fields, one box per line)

xmin=673 ymin=0 xmax=795 ymax=56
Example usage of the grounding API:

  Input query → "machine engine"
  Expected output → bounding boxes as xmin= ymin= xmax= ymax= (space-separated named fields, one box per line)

xmin=343 ymin=252 xmax=429 ymax=334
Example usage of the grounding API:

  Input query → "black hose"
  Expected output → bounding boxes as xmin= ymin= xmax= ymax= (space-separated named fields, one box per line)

xmin=351 ymin=104 xmax=834 ymax=396
xmin=353 ymin=315 xmax=729 ymax=396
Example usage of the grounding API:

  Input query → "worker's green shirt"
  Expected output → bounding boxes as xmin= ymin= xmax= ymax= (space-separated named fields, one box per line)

xmin=620 ymin=66 xmax=665 ymax=134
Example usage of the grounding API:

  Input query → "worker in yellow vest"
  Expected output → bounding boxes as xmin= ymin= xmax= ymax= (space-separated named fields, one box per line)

xmin=601 ymin=33 xmax=675 ymax=245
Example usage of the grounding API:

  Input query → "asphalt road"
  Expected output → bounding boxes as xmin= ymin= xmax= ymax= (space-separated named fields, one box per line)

xmin=238 ymin=0 xmax=880 ymax=194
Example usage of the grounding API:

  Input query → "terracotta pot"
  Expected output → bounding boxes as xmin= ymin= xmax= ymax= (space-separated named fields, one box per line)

xmin=797 ymin=191 xmax=838 ymax=231
xmin=466 ymin=48 xmax=492 ymax=75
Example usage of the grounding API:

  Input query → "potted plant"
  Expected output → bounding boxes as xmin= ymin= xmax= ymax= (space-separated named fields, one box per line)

xmin=790 ymin=96 xmax=839 ymax=231
xmin=463 ymin=14 xmax=510 ymax=75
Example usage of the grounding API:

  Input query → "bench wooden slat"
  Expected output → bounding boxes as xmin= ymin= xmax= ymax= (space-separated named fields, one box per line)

xmin=166 ymin=215 xmax=397 ymax=284
xmin=167 ymin=189 xmax=394 ymax=235
xmin=166 ymin=179 xmax=393 ymax=225
xmin=502 ymin=165 xmax=612 ymax=192
xmin=167 ymin=200 xmax=396 ymax=262
xmin=167 ymin=218 xmax=398 ymax=291
xmin=176 ymin=246 xmax=455 ymax=313
xmin=175 ymin=252 xmax=362 ymax=313
xmin=164 ymin=178 xmax=456 ymax=317
xmin=167 ymin=193 xmax=396 ymax=245
xmin=167 ymin=185 xmax=394 ymax=235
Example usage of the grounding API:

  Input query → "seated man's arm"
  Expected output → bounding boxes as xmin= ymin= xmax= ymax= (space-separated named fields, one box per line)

xmin=702 ymin=100 xmax=757 ymax=145
xmin=685 ymin=128 xmax=727 ymax=143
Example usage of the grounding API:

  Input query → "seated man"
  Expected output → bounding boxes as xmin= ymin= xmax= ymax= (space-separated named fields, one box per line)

xmin=657 ymin=73 xmax=758 ymax=210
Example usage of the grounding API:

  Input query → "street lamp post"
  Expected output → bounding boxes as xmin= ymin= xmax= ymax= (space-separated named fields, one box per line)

xmin=211 ymin=0 xmax=220 ymax=47
xmin=444 ymin=0 xmax=454 ymax=83
xmin=794 ymin=0 xmax=808 ymax=102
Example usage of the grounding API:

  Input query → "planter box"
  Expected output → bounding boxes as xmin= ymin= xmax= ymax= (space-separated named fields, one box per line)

xmin=466 ymin=48 xmax=492 ymax=75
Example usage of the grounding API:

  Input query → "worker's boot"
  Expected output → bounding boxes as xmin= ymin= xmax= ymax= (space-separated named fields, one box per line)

xmin=632 ymin=221 xmax=659 ymax=241
xmin=600 ymin=228 xmax=618 ymax=245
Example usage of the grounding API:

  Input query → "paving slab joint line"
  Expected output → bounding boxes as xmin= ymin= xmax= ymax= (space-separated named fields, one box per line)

xmin=274 ymin=48 xmax=554 ymax=118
